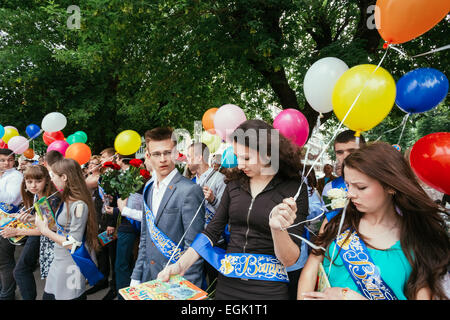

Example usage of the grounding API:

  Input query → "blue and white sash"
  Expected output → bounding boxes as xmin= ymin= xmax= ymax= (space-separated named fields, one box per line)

xmin=325 ymin=176 xmax=347 ymax=222
xmin=55 ymin=203 xmax=104 ymax=286
xmin=143 ymin=182 xmax=184 ymax=264
xmin=0 ymin=202 xmax=19 ymax=214
xmin=191 ymin=233 xmax=289 ymax=283
xmin=335 ymin=228 xmax=398 ymax=300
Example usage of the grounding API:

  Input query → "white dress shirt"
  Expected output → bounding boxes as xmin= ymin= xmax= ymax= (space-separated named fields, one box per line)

xmin=151 ymin=168 xmax=178 ymax=216
xmin=0 ymin=168 xmax=23 ymax=207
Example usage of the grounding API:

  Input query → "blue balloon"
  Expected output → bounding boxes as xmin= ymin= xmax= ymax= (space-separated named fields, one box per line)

xmin=0 ymin=125 xmax=4 ymax=140
xmin=221 ymin=146 xmax=238 ymax=169
xmin=26 ymin=124 xmax=42 ymax=139
xmin=396 ymin=68 xmax=449 ymax=114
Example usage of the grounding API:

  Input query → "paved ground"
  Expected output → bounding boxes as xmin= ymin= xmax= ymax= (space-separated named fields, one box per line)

xmin=13 ymin=244 xmax=114 ymax=300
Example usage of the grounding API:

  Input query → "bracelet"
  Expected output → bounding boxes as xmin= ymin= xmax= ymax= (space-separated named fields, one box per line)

xmin=341 ymin=287 xmax=349 ymax=300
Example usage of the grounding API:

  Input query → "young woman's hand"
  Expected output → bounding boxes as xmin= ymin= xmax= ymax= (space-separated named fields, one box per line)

xmin=34 ymin=214 xmax=49 ymax=235
xmin=269 ymin=197 xmax=297 ymax=231
xmin=157 ymin=262 xmax=185 ymax=282
xmin=0 ymin=227 xmax=18 ymax=238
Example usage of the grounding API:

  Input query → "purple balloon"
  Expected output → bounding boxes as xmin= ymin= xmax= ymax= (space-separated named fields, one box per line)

xmin=47 ymin=139 xmax=70 ymax=156
xmin=273 ymin=109 xmax=310 ymax=147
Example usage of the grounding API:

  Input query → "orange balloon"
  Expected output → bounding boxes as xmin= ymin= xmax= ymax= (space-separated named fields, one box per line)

xmin=23 ymin=148 xmax=35 ymax=159
xmin=65 ymin=143 xmax=91 ymax=165
xmin=375 ymin=0 xmax=449 ymax=44
xmin=202 ymin=108 xmax=218 ymax=132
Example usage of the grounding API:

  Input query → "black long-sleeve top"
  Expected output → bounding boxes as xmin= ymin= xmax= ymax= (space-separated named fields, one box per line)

xmin=202 ymin=173 xmax=308 ymax=300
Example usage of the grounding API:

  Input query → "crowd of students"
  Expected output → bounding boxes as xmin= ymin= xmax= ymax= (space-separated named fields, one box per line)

xmin=0 ymin=119 xmax=448 ymax=300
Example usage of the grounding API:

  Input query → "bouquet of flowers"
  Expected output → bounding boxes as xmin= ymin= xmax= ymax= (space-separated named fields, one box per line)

xmin=99 ymin=162 xmax=122 ymax=197
xmin=99 ymin=160 xmax=151 ymax=200
xmin=323 ymin=188 xmax=347 ymax=210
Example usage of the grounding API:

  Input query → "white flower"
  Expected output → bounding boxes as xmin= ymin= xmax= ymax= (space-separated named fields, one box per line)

xmin=326 ymin=188 xmax=347 ymax=199
xmin=331 ymin=198 xmax=346 ymax=209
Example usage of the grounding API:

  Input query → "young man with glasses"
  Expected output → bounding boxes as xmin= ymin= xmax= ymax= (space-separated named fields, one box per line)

xmin=0 ymin=148 xmax=23 ymax=300
xmin=130 ymin=127 xmax=205 ymax=289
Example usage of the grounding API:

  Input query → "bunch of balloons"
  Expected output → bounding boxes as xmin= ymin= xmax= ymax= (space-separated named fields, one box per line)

xmin=200 ymin=104 xmax=247 ymax=153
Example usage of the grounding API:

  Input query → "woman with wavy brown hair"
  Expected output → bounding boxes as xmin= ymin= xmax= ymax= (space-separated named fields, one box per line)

xmin=158 ymin=119 xmax=309 ymax=300
xmin=35 ymin=158 xmax=102 ymax=300
xmin=298 ymin=142 xmax=449 ymax=300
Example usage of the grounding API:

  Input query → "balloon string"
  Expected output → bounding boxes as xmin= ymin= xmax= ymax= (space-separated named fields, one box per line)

xmin=6 ymin=129 xmax=44 ymax=157
xmin=164 ymin=161 xmax=225 ymax=270
xmin=293 ymin=45 xmax=390 ymax=201
xmin=397 ymin=113 xmax=410 ymax=145
xmin=388 ymin=43 xmax=450 ymax=59
xmin=327 ymin=199 xmax=349 ymax=279
xmin=375 ymin=113 xmax=410 ymax=141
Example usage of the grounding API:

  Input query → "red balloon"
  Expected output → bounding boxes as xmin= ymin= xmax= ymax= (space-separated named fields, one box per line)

xmin=410 ymin=132 xmax=450 ymax=195
xmin=43 ymin=131 xmax=65 ymax=146
xmin=0 ymin=139 xmax=8 ymax=149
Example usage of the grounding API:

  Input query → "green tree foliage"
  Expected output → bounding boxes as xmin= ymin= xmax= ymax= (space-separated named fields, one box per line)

xmin=0 ymin=0 xmax=448 ymax=154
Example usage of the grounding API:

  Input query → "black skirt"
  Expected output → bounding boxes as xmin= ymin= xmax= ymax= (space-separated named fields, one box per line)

xmin=214 ymin=273 xmax=289 ymax=300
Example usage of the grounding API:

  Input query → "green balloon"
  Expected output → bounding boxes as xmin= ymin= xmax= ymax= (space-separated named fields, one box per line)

xmin=74 ymin=131 xmax=88 ymax=143
xmin=67 ymin=134 xmax=84 ymax=145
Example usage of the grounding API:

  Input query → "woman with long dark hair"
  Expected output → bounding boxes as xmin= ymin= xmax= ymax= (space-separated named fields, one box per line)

xmin=298 ymin=142 xmax=449 ymax=300
xmin=157 ymin=119 xmax=309 ymax=300
xmin=35 ymin=159 xmax=101 ymax=300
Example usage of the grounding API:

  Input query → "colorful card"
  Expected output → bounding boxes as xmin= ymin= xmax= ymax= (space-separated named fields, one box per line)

xmin=317 ymin=262 xmax=331 ymax=292
xmin=34 ymin=197 xmax=56 ymax=230
xmin=119 ymin=275 xmax=208 ymax=300
xmin=0 ymin=211 xmax=15 ymax=229
xmin=4 ymin=219 xmax=33 ymax=243
xmin=98 ymin=230 xmax=117 ymax=246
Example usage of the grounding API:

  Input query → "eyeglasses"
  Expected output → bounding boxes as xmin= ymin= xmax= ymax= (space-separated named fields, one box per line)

xmin=149 ymin=150 xmax=172 ymax=158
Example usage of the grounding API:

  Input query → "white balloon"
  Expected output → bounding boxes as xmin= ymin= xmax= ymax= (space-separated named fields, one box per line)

xmin=303 ymin=57 xmax=349 ymax=114
xmin=41 ymin=112 xmax=67 ymax=132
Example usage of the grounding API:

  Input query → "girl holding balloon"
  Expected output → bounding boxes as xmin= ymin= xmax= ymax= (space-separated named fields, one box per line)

xmin=35 ymin=159 xmax=102 ymax=300
xmin=298 ymin=142 xmax=449 ymax=300
xmin=158 ymin=119 xmax=309 ymax=300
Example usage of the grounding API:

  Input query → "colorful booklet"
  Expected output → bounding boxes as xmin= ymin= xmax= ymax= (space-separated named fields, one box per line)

xmin=98 ymin=230 xmax=117 ymax=246
xmin=34 ymin=197 xmax=56 ymax=230
xmin=119 ymin=275 xmax=208 ymax=300
xmin=317 ymin=262 xmax=331 ymax=292
xmin=0 ymin=211 xmax=15 ymax=229
xmin=4 ymin=219 xmax=34 ymax=243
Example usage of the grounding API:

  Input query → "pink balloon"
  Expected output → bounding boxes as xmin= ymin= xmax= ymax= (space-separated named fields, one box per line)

xmin=273 ymin=109 xmax=310 ymax=147
xmin=8 ymin=135 xmax=29 ymax=154
xmin=213 ymin=104 xmax=247 ymax=141
xmin=47 ymin=139 xmax=70 ymax=156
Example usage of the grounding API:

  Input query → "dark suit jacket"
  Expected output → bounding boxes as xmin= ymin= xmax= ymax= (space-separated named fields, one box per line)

xmin=131 ymin=171 xmax=205 ymax=287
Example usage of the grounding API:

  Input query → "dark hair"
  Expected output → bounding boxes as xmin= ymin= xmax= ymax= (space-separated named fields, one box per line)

xmin=145 ymin=127 xmax=176 ymax=146
xmin=117 ymin=153 xmax=135 ymax=165
xmin=304 ymin=165 xmax=317 ymax=195
xmin=225 ymin=119 xmax=303 ymax=183
xmin=21 ymin=165 xmax=58 ymax=209
xmin=313 ymin=142 xmax=449 ymax=299
xmin=188 ymin=142 xmax=210 ymax=161
xmin=333 ymin=130 xmax=366 ymax=148
xmin=0 ymin=148 xmax=14 ymax=157
xmin=44 ymin=150 xmax=64 ymax=166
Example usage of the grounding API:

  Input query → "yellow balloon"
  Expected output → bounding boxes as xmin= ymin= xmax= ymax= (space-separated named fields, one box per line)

xmin=332 ymin=64 xmax=396 ymax=135
xmin=2 ymin=127 xmax=19 ymax=144
xmin=201 ymin=131 xmax=221 ymax=153
xmin=114 ymin=130 xmax=142 ymax=155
